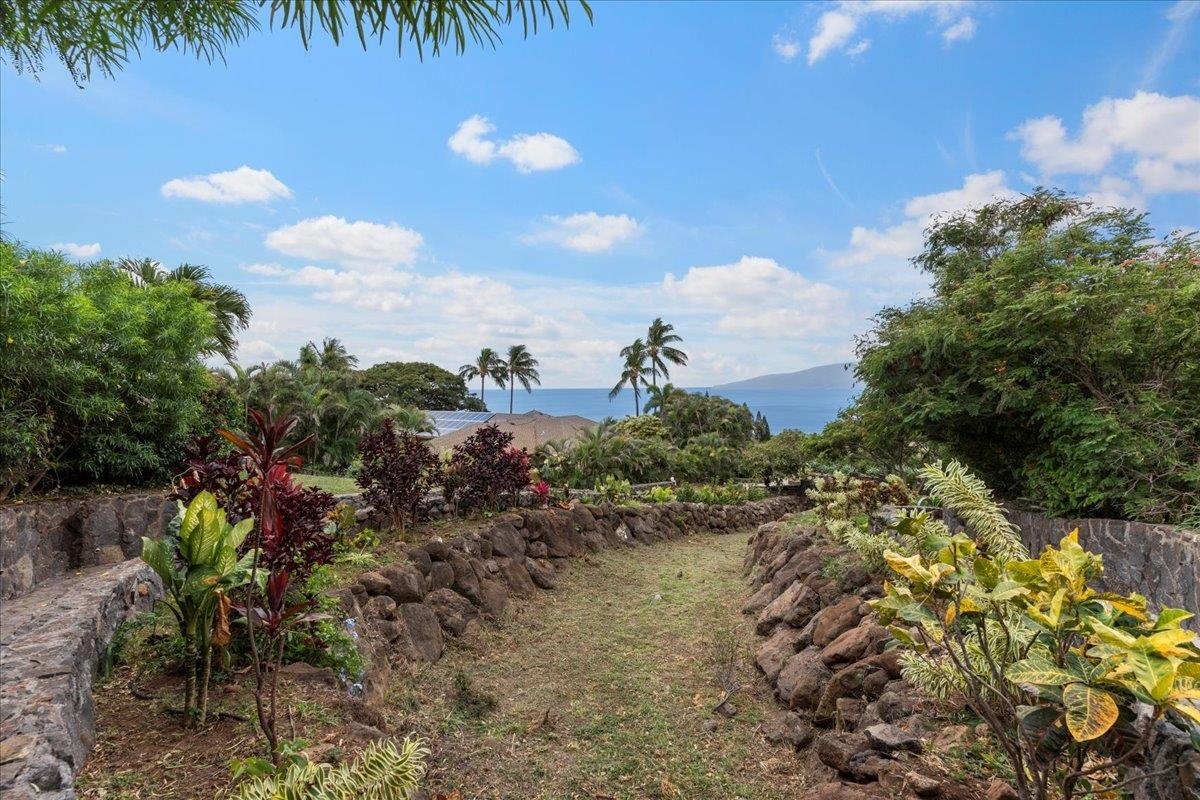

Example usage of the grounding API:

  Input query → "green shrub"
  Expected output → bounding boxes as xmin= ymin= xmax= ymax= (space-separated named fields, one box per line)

xmin=851 ymin=192 xmax=1200 ymax=523
xmin=642 ymin=485 xmax=677 ymax=504
xmin=742 ymin=429 xmax=808 ymax=487
xmin=873 ymin=461 xmax=1200 ymax=800
xmin=1 ymin=241 xmax=216 ymax=497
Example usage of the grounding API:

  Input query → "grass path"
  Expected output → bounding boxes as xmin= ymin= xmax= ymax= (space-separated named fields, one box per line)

xmin=393 ymin=532 xmax=810 ymax=799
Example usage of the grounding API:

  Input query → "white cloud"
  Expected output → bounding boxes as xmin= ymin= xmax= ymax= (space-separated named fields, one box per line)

xmin=161 ymin=165 xmax=292 ymax=204
xmin=772 ymin=34 xmax=801 ymax=61
xmin=941 ymin=15 xmax=977 ymax=43
xmin=1010 ymin=92 xmax=1200 ymax=198
xmin=242 ymin=262 xmax=290 ymax=277
xmin=1133 ymin=158 xmax=1200 ymax=194
xmin=829 ymin=171 xmax=1015 ymax=272
xmin=804 ymin=1 xmax=976 ymax=65
xmin=265 ymin=215 xmax=423 ymax=270
xmin=291 ymin=266 xmax=415 ymax=312
xmin=1083 ymin=175 xmax=1146 ymax=211
xmin=448 ymin=115 xmax=580 ymax=172
xmin=663 ymin=256 xmax=849 ymax=339
xmin=522 ymin=212 xmax=640 ymax=253
xmin=50 ymin=241 xmax=101 ymax=259
xmin=38 ymin=143 xmax=68 ymax=154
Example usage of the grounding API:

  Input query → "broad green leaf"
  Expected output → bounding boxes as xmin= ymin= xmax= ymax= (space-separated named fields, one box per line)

xmin=974 ymin=556 xmax=1000 ymax=590
xmin=1062 ymin=683 xmax=1119 ymax=741
xmin=1153 ymin=607 xmax=1195 ymax=630
xmin=1007 ymin=658 xmax=1080 ymax=687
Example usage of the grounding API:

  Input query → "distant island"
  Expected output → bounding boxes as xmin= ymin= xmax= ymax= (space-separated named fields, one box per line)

xmin=711 ymin=362 xmax=857 ymax=391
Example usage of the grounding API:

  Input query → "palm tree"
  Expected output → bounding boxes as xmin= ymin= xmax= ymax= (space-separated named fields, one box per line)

xmin=314 ymin=337 xmax=357 ymax=372
xmin=9 ymin=1 xmax=593 ymax=86
xmin=644 ymin=382 xmax=688 ymax=418
xmin=458 ymin=348 xmax=507 ymax=408
xmin=120 ymin=259 xmax=250 ymax=362
xmin=503 ymin=344 xmax=541 ymax=414
xmin=610 ymin=338 xmax=650 ymax=416
xmin=643 ymin=317 xmax=687 ymax=387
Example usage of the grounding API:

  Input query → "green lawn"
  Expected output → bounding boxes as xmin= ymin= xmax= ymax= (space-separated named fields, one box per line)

xmin=292 ymin=473 xmax=360 ymax=495
xmin=390 ymin=532 xmax=812 ymax=799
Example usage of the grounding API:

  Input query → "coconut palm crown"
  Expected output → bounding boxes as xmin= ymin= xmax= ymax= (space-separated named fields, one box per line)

xmin=458 ymin=347 xmax=507 ymax=408
xmin=503 ymin=344 xmax=541 ymax=414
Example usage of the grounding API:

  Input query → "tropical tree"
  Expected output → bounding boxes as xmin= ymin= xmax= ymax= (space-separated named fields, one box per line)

xmin=458 ymin=347 xmax=507 ymax=408
xmin=644 ymin=382 xmax=688 ymax=418
xmin=642 ymin=317 xmax=687 ymax=387
xmin=2 ymin=0 xmax=593 ymax=85
xmin=610 ymin=339 xmax=649 ymax=416
xmin=503 ymin=344 xmax=541 ymax=414
xmin=119 ymin=258 xmax=250 ymax=362
xmin=359 ymin=361 xmax=485 ymax=410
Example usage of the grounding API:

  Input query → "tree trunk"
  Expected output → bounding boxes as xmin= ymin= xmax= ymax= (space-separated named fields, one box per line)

xmin=509 ymin=381 xmax=514 ymax=414
xmin=480 ymin=376 xmax=485 ymax=404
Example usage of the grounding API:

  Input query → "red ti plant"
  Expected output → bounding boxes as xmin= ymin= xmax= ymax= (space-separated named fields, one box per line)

xmin=218 ymin=408 xmax=311 ymax=763
xmin=533 ymin=480 xmax=551 ymax=507
xmin=356 ymin=418 xmax=440 ymax=533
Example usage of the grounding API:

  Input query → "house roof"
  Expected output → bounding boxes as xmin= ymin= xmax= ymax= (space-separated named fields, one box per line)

xmin=426 ymin=410 xmax=597 ymax=452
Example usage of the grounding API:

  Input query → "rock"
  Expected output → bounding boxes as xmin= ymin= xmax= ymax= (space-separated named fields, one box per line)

xmin=363 ymin=594 xmax=396 ymax=620
xmin=524 ymin=557 xmax=557 ymax=589
xmin=809 ymin=782 xmax=887 ymax=800
xmin=447 ymin=551 xmax=480 ymax=601
xmin=776 ymin=650 xmax=832 ymax=710
xmin=756 ymin=581 xmax=807 ymax=635
xmin=821 ymin=621 xmax=887 ymax=667
xmin=742 ymin=581 xmax=779 ymax=615
xmin=527 ymin=540 xmax=549 ymax=559
xmin=986 ymin=778 xmax=1019 ymax=800
xmin=406 ymin=547 xmax=433 ymax=575
xmin=905 ymin=772 xmax=941 ymax=797
xmin=497 ymin=558 xmax=537 ymax=597
xmin=864 ymin=723 xmax=922 ymax=754
xmin=357 ymin=571 xmax=391 ymax=596
xmin=756 ymin=624 xmax=805 ymax=682
xmin=423 ymin=588 xmax=480 ymax=637
xmin=423 ymin=538 xmax=450 ymax=560
xmin=816 ymin=732 xmax=871 ymax=772
xmin=760 ymin=711 xmax=815 ymax=749
xmin=427 ymin=561 xmax=455 ymax=591
xmin=487 ymin=522 xmax=526 ymax=559
xmin=836 ymin=697 xmax=866 ymax=731
xmin=930 ymin=723 xmax=972 ymax=751
xmin=812 ymin=596 xmax=867 ymax=648
xmin=395 ymin=603 xmax=444 ymax=661
xmin=382 ymin=564 xmax=426 ymax=603
xmin=475 ymin=578 xmax=509 ymax=618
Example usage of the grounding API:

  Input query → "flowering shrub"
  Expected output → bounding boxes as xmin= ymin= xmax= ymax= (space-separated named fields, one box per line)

xmin=356 ymin=419 xmax=440 ymax=532
xmin=449 ymin=424 xmax=531 ymax=512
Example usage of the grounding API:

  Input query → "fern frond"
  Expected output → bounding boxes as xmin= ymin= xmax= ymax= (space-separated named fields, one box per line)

xmin=228 ymin=738 xmax=429 ymax=800
xmin=919 ymin=460 xmax=1027 ymax=562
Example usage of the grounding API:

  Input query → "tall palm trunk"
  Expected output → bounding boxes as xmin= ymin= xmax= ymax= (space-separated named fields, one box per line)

xmin=480 ymin=375 xmax=485 ymax=403
xmin=509 ymin=381 xmax=514 ymax=414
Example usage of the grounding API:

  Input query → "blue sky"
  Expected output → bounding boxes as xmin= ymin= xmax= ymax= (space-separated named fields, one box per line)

xmin=3 ymin=0 xmax=1198 ymax=386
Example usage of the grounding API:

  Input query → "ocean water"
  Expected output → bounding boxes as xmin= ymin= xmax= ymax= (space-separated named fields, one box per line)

xmin=481 ymin=387 xmax=857 ymax=434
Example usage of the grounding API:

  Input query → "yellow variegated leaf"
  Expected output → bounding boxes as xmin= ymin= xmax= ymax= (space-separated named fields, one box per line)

xmin=1006 ymin=658 xmax=1079 ymax=687
xmin=884 ymin=551 xmax=931 ymax=584
xmin=1062 ymin=683 xmax=1119 ymax=742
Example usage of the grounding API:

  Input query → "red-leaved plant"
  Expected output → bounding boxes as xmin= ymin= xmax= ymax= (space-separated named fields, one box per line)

xmin=217 ymin=408 xmax=312 ymax=763
xmin=448 ymin=424 xmax=531 ymax=513
xmin=533 ymin=480 xmax=551 ymax=507
xmin=356 ymin=418 xmax=440 ymax=533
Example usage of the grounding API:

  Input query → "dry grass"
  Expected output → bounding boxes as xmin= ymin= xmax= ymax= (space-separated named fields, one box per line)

xmin=389 ymin=532 xmax=810 ymax=799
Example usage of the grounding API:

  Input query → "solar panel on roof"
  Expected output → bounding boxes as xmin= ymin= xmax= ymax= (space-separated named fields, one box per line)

xmin=426 ymin=410 xmax=495 ymax=437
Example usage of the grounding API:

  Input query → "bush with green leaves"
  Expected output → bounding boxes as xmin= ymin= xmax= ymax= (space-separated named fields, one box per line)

xmin=1 ymin=240 xmax=216 ymax=498
xmin=228 ymin=738 xmax=428 ymax=800
xmin=641 ymin=485 xmax=677 ymax=504
xmin=675 ymin=482 xmax=767 ymax=506
xmin=851 ymin=192 xmax=1200 ymax=523
xmin=357 ymin=360 xmax=485 ymax=411
xmin=742 ymin=429 xmax=808 ymax=487
xmin=141 ymin=491 xmax=255 ymax=726
xmin=806 ymin=472 xmax=912 ymax=568
xmin=873 ymin=461 xmax=1200 ymax=800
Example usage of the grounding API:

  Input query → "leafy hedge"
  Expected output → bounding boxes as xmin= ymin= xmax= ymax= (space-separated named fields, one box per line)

xmin=850 ymin=192 xmax=1200 ymax=523
xmin=1 ymin=240 xmax=217 ymax=498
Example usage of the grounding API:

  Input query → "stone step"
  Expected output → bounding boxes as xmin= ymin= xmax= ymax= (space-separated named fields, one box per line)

xmin=0 ymin=560 xmax=162 ymax=800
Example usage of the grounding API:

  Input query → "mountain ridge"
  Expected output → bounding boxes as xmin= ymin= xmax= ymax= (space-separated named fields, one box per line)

xmin=711 ymin=362 xmax=857 ymax=391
